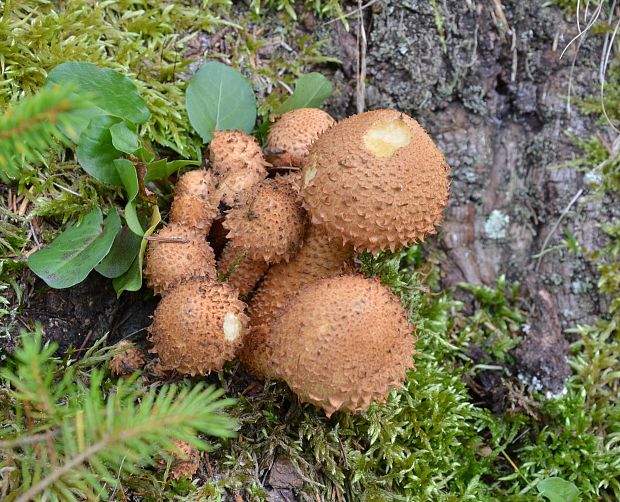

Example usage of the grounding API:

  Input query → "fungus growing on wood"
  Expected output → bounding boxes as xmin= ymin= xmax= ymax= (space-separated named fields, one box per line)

xmin=240 ymin=225 xmax=353 ymax=378
xmin=223 ymin=177 xmax=306 ymax=264
xmin=267 ymin=108 xmax=335 ymax=167
xmin=270 ymin=274 xmax=415 ymax=417
xmin=144 ymin=223 xmax=217 ymax=295
xmin=209 ymin=130 xmax=269 ymax=206
xmin=149 ymin=278 xmax=248 ymax=375
xmin=301 ymin=109 xmax=450 ymax=253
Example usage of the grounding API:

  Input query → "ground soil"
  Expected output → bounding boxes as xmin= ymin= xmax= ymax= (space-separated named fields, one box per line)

xmin=5 ymin=0 xmax=616 ymax=424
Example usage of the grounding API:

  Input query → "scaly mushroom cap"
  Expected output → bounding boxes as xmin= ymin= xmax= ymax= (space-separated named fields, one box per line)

xmin=109 ymin=341 xmax=145 ymax=377
xmin=270 ymin=274 xmax=415 ymax=417
xmin=240 ymin=225 xmax=353 ymax=379
xmin=217 ymin=242 xmax=269 ymax=297
xmin=301 ymin=109 xmax=450 ymax=253
xmin=169 ymin=170 xmax=219 ymax=231
xmin=223 ymin=177 xmax=306 ymax=263
xmin=144 ymin=223 xmax=216 ymax=295
xmin=267 ymin=108 xmax=335 ymax=167
xmin=209 ymin=130 xmax=269 ymax=206
xmin=161 ymin=441 xmax=201 ymax=480
xmin=148 ymin=278 xmax=248 ymax=375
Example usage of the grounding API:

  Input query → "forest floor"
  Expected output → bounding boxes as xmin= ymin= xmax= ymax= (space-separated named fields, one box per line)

xmin=1 ymin=0 xmax=619 ymax=501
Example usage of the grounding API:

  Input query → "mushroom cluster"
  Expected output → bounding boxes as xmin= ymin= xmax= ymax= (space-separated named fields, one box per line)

xmin=143 ymin=108 xmax=450 ymax=416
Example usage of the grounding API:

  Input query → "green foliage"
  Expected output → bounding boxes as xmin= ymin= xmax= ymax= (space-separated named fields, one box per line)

xmin=0 ymin=86 xmax=85 ymax=181
xmin=273 ymin=72 xmax=333 ymax=114
xmin=537 ymin=477 xmax=580 ymax=502
xmin=0 ymin=329 xmax=237 ymax=501
xmin=27 ymin=207 xmax=121 ymax=289
xmin=459 ymin=276 xmax=525 ymax=362
xmin=186 ymin=62 xmax=258 ymax=143
xmin=0 ymin=0 xmax=235 ymax=157
xmin=249 ymin=0 xmax=346 ymax=22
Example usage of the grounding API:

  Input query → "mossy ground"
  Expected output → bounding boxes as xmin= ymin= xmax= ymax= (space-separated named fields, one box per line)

xmin=1 ymin=0 xmax=619 ymax=500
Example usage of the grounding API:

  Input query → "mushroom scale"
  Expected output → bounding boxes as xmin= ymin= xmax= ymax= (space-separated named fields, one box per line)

xmin=301 ymin=109 xmax=450 ymax=254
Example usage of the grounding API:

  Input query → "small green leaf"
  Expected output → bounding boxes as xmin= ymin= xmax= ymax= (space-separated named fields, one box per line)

xmin=113 ymin=206 xmax=161 ymax=296
xmin=186 ymin=62 xmax=256 ymax=143
xmin=110 ymin=122 xmax=140 ymax=154
xmin=46 ymin=62 xmax=150 ymax=124
xmin=28 ymin=207 xmax=121 ymax=289
xmin=124 ymin=202 xmax=142 ymax=236
xmin=114 ymin=159 xmax=142 ymax=236
xmin=95 ymin=225 xmax=142 ymax=278
xmin=58 ymin=107 xmax=108 ymax=144
xmin=274 ymin=73 xmax=333 ymax=115
xmin=144 ymin=159 xmax=201 ymax=183
xmin=114 ymin=159 xmax=139 ymax=201
xmin=77 ymin=116 xmax=123 ymax=185
xmin=537 ymin=477 xmax=580 ymax=502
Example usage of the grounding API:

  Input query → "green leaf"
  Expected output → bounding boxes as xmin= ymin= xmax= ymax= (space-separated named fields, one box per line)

xmin=112 ymin=206 xmax=161 ymax=296
xmin=57 ymin=107 xmax=108 ymax=144
xmin=114 ymin=159 xmax=142 ymax=236
xmin=144 ymin=159 xmax=201 ymax=184
xmin=537 ymin=477 xmax=580 ymax=502
xmin=46 ymin=62 xmax=150 ymax=125
xmin=95 ymin=226 xmax=142 ymax=278
xmin=28 ymin=207 xmax=121 ymax=289
xmin=110 ymin=122 xmax=140 ymax=154
xmin=76 ymin=115 xmax=123 ymax=185
xmin=186 ymin=62 xmax=256 ymax=143
xmin=274 ymin=73 xmax=333 ymax=115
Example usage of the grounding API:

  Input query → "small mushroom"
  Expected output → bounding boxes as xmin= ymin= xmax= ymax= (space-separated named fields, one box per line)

xmin=109 ymin=341 xmax=145 ymax=377
xmin=217 ymin=242 xmax=269 ymax=297
xmin=209 ymin=130 xmax=269 ymax=206
xmin=267 ymin=108 xmax=335 ymax=167
xmin=144 ymin=223 xmax=217 ymax=295
xmin=223 ymin=177 xmax=307 ymax=264
xmin=148 ymin=278 xmax=248 ymax=375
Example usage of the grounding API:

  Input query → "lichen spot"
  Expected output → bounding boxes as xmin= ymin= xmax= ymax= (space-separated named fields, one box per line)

xmin=363 ymin=119 xmax=412 ymax=157
xmin=304 ymin=164 xmax=318 ymax=187
xmin=223 ymin=312 xmax=242 ymax=341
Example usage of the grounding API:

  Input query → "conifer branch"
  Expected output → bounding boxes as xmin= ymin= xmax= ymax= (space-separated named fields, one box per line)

xmin=0 ymin=85 xmax=85 ymax=179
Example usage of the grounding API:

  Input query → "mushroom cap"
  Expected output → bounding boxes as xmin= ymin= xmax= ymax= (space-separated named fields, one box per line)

xmin=144 ymin=223 xmax=217 ymax=295
xmin=162 ymin=441 xmax=201 ymax=480
xmin=109 ymin=341 xmax=145 ymax=377
xmin=217 ymin=242 xmax=269 ymax=297
xmin=267 ymin=108 xmax=335 ymax=167
xmin=148 ymin=278 xmax=248 ymax=375
xmin=270 ymin=274 xmax=415 ymax=417
xmin=210 ymin=130 xmax=267 ymax=174
xmin=169 ymin=170 xmax=219 ymax=231
xmin=223 ymin=177 xmax=307 ymax=264
xmin=240 ymin=225 xmax=353 ymax=379
xmin=301 ymin=109 xmax=450 ymax=253
xmin=209 ymin=130 xmax=269 ymax=206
